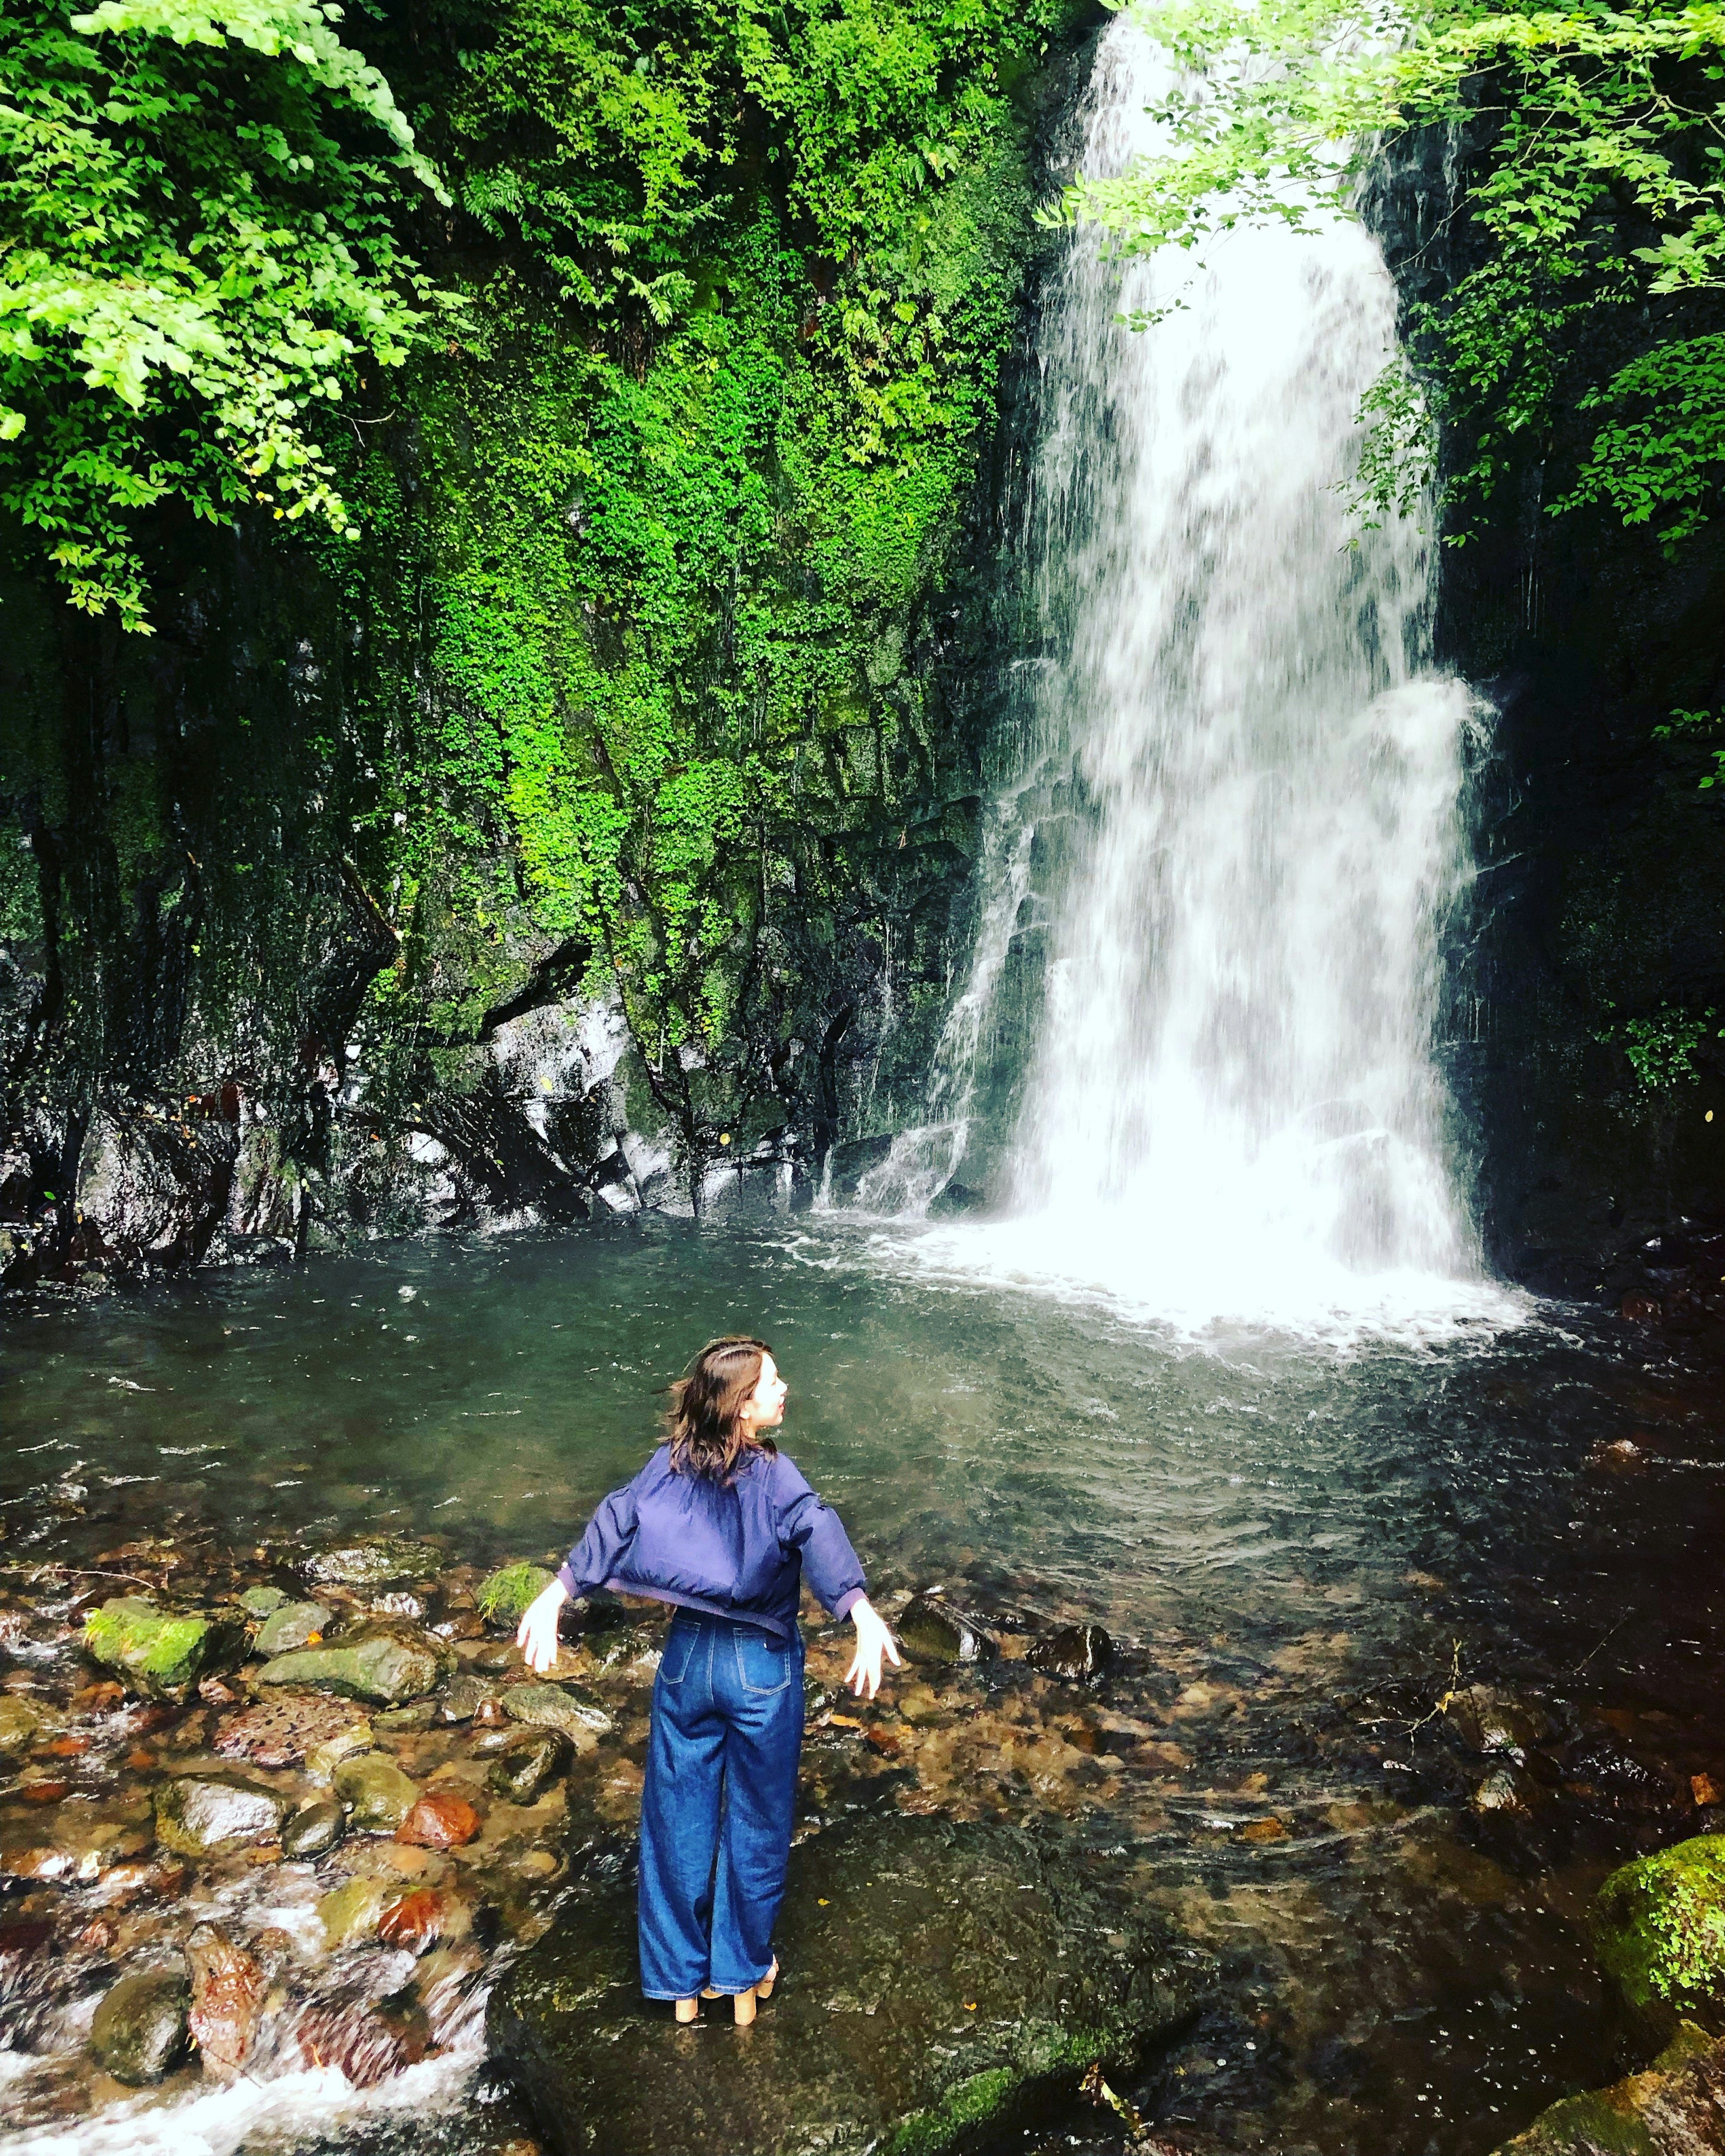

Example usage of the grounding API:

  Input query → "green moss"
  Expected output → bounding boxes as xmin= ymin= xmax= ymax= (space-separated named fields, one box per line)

xmin=883 ymin=2065 xmax=1018 ymax=2156
xmin=1592 ymin=1834 xmax=1725 ymax=2019
xmin=476 ymin=1562 xmax=557 ymax=1626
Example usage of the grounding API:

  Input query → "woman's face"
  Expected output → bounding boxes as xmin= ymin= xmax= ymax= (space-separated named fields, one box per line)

xmin=744 ymin=1351 xmax=787 ymax=1428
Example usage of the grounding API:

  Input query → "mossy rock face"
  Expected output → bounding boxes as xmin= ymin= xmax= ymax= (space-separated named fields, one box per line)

xmin=83 ymin=1595 xmax=246 ymax=1702
xmin=1593 ymin=1834 xmax=1725 ymax=2035
xmin=488 ymin=1813 xmax=1206 ymax=2156
xmin=256 ymin=1620 xmax=453 ymax=1706
xmin=478 ymin=1563 xmax=556 ymax=1630
xmin=1486 ymin=2022 xmax=1725 ymax=2153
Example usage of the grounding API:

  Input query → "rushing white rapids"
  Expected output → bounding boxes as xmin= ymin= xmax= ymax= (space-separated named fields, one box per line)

xmin=859 ymin=18 xmax=1518 ymax=1336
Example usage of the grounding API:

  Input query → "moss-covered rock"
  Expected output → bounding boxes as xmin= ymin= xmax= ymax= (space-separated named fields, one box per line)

xmin=488 ymin=1813 xmax=1205 ymax=2156
xmin=253 ymin=1599 xmax=331 ymax=1656
xmin=82 ymin=1595 xmax=245 ymax=1702
xmin=500 ymin=1680 xmax=612 ymax=1749
xmin=477 ymin=1563 xmax=556 ymax=1630
xmin=333 ymin=1751 xmax=420 ymax=1831
xmin=1593 ymin=1834 xmax=1725 ymax=2035
xmin=1486 ymin=2021 xmax=1725 ymax=2153
xmin=256 ymin=1620 xmax=453 ymax=1705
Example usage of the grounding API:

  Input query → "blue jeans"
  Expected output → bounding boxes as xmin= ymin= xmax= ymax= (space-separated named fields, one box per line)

xmin=637 ymin=1612 xmax=805 ymax=2000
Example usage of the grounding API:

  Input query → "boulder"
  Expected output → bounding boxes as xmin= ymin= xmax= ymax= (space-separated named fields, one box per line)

xmin=489 ymin=1813 xmax=1204 ymax=2156
xmin=185 ymin=1922 xmax=267 ymax=2074
xmin=89 ymin=1967 xmax=191 ymax=2085
xmin=477 ymin=1563 xmax=557 ymax=1630
xmin=254 ymin=1600 xmax=332 ymax=1657
xmin=304 ymin=1540 xmax=443 ymax=1591
xmin=334 ymin=1752 xmax=420 ymax=1832
xmin=897 ymin=1595 xmax=997 ymax=1669
xmin=1027 ymin=1624 xmax=1115 ymax=1684
xmin=1592 ymin=1833 xmax=1725 ymax=2037
xmin=282 ymin=1795 xmax=345 ymax=1860
xmin=1485 ymin=2022 xmax=1725 ymax=2153
xmin=257 ymin=1621 xmax=453 ymax=1706
xmin=503 ymin=1681 xmax=613 ymax=1748
xmin=154 ymin=1775 xmax=286 ymax=1858
xmin=489 ymin=1729 xmax=572 ymax=1803
xmin=83 ymin=1596 xmax=245 ymax=1703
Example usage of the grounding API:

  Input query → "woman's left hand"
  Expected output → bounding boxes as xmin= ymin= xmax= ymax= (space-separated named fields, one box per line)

xmin=845 ymin=1595 xmax=902 ymax=1699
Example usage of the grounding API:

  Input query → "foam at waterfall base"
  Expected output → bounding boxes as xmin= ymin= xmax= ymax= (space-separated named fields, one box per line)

xmin=864 ymin=1212 xmax=1531 ymax=1348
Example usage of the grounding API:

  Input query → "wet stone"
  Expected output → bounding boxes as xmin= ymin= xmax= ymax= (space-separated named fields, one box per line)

xmin=375 ymin=1701 xmax=437 ymax=1732
xmin=254 ymin=1600 xmax=331 ymax=1657
xmin=296 ymin=1985 xmax=432 ymax=2088
xmin=491 ymin=1813 xmax=1205 ymax=2156
xmin=489 ymin=1729 xmax=572 ymax=1803
xmin=304 ymin=1540 xmax=443 ymax=1591
xmin=897 ymin=1594 xmax=997 ymax=1668
xmin=83 ymin=1596 xmax=246 ymax=1704
xmin=1473 ymin=1764 xmax=1537 ymax=1815
xmin=1486 ymin=2022 xmax=1725 ymax=2154
xmin=1592 ymin=1833 xmax=1725 ymax=2038
xmin=155 ymin=1774 xmax=287 ymax=1857
xmin=282 ymin=1794 xmax=346 ymax=1860
xmin=257 ymin=1620 xmax=454 ymax=1706
xmin=185 ymin=1922 xmax=266 ymax=2075
xmin=239 ymin=1586 xmax=287 ymax=1618
xmin=318 ymin=1875 xmax=396 ymax=1950
xmin=1026 ymin=1623 xmax=1115 ymax=1684
xmin=334 ymin=1752 xmax=420 ymax=1831
xmin=0 ymin=1696 xmax=40 ymax=1753
xmin=397 ymin=1793 xmax=482 ymax=1848
xmin=89 ymin=1967 xmax=191 ymax=2085
xmin=215 ymin=1691 xmax=367 ymax=1768
xmin=305 ymin=1721 xmax=374 ymax=1784
xmin=1445 ymin=1685 xmax=1548 ymax=1757
xmin=503 ymin=1681 xmax=612 ymax=1748
xmin=378 ymin=1886 xmax=447 ymax=1952
xmin=439 ymin=1673 xmax=500 ymax=1724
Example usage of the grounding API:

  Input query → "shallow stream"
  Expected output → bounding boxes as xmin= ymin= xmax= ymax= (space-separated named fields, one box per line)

xmin=4 ymin=1221 xmax=1724 ymax=2153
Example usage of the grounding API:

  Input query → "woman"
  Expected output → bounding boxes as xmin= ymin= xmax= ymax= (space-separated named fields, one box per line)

xmin=516 ymin=1335 xmax=900 ymax=2025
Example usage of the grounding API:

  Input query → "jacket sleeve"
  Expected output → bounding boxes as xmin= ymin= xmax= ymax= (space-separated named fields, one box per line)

xmin=772 ymin=1455 xmax=866 ymax=1620
xmin=555 ymin=1477 xmax=641 ymax=1600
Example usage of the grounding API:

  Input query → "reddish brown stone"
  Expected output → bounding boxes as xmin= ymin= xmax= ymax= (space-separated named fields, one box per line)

xmin=187 ymin=1922 xmax=267 ymax=2073
xmin=296 ymin=1993 xmax=431 ymax=2087
xmin=19 ymin=1780 xmax=69 ymax=1804
xmin=38 ymin=1735 xmax=88 ymax=1758
xmin=395 ymin=1793 xmax=481 ymax=1849
xmin=71 ymin=1681 xmax=125 ymax=1713
xmin=377 ymin=1888 xmax=443 ymax=1950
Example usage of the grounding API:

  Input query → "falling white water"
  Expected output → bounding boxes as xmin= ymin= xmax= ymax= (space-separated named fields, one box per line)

xmin=866 ymin=18 xmax=1519 ymax=1337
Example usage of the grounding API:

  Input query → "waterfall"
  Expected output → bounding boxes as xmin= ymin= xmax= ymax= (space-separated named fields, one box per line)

xmin=862 ymin=18 xmax=1508 ymax=1333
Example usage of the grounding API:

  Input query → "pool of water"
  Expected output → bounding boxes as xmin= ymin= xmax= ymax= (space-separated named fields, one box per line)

xmin=4 ymin=1218 xmax=1724 ymax=2154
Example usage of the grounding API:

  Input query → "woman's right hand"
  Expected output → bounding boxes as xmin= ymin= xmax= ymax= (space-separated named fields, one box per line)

xmin=517 ymin=1578 xmax=570 ymax=1672
xmin=845 ymin=1595 xmax=902 ymax=1699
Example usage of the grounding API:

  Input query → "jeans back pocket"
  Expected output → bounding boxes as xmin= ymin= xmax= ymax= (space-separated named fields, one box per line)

xmin=733 ymin=1629 xmax=793 ymax=1695
xmin=659 ymin=1622 xmax=702 ymax=1686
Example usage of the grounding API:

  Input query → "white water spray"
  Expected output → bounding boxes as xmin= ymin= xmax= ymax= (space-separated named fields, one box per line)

xmin=867 ymin=19 xmax=1514 ymax=1335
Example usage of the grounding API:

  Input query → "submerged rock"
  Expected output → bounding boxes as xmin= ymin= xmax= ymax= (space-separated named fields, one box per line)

xmin=489 ymin=1728 xmax=571 ymax=1803
xmin=282 ymin=1794 xmax=346 ymax=1860
xmin=1486 ymin=2021 xmax=1725 ymax=2152
xmin=1592 ymin=1833 xmax=1725 ymax=2036
xmin=502 ymin=1681 xmax=613 ymax=1748
xmin=1445 ymin=1685 xmax=1548 ymax=1757
xmin=439 ymin=1673 xmax=500 ymax=1724
xmin=318 ymin=1876 xmax=397 ymax=1951
xmin=89 ymin=1967 xmax=191 ymax=2085
xmin=334 ymin=1752 xmax=420 ymax=1831
xmin=897 ymin=1595 xmax=997 ymax=1669
xmin=155 ymin=1775 xmax=286 ymax=1857
xmin=215 ymin=1692 xmax=366 ymax=1767
xmin=490 ymin=1812 xmax=1204 ymax=2156
xmin=397 ymin=1793 xmax=482 ymax=1848
xmin=185 ymin=1922 xmax=267 ymax=2075
xmin=296 ymin=1986 xmax=432 ymax=2088
xmin=83 ymin=1596 xmax=245 ymax=1703
xmin=1472 ymin=1765 xmax=1539 ymax=1816
xmin=304 ymin=1540 xmax=442 ymax=1591
xmin=254 ymin=1600 xmax=332 ymax=1657
xmin=0 ymin=1697 xmax=40 ymax=1754
xmin=239 ymin=1586 xmax=287 ymax=1618
xmin=477 ymin=1563 xmax=557 ymax=1630
xmin=257 ymin=1620 xmax=453 ymax=1706
xmin=1027 ymin=1624 xmax=1115 ymax=1684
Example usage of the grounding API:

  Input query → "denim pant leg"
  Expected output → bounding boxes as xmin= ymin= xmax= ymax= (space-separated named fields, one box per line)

xmin=637 ymin=1620 xmax=724 ymax=2000
xmin=708 ymin=1623 xmax=804 ymax=1994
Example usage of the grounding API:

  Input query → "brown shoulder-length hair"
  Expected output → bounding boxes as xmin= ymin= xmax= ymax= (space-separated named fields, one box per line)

xmin=663 ymin=1336 xmax=775 ymax=1482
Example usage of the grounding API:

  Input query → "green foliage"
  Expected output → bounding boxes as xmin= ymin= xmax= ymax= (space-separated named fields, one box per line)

xmin=476 ymin=1562 xmax=556 ymax=1625
xmin=0 ymin=0 xmax=442 ymax=630
xmin=1050 ymin=0 xmax=1725 ymax=548
xmin=1597 ymin=998 xmax=1725 ymax=1088
xmin=1652 ymin=704 xmax=1725 ymax=789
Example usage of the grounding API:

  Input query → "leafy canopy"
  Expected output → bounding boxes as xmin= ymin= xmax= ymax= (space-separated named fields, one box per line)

xmin=1050 ymin=0 xmax=1725 ymax=546
xmin=0 ymin=0 xmax=442 ymax=631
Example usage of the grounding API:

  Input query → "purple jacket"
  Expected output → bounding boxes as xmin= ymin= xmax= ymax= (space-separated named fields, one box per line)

xmin=555 ymin=1444 xmax=866 ymax=1643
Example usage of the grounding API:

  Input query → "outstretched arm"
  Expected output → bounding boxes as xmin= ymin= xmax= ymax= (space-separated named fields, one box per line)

xmin=517 ymin=1481 xmax=639 ymax=1673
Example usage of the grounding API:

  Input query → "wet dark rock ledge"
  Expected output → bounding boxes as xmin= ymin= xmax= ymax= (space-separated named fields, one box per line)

xmin=487 ymin=1811 xmax=1204 ymax=2156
